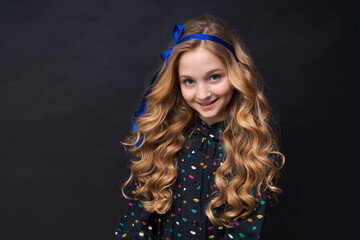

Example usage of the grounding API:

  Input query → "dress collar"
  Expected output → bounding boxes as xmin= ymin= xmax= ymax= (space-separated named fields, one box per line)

xmin=192 ymin=117 xmax=225 ymax=141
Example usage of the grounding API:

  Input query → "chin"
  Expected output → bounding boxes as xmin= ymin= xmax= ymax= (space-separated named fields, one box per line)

xmin=199 ymin=113 xmax=220 ymax=123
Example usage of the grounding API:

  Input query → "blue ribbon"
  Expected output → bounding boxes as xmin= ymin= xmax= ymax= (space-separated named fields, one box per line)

xmin=132 ymin=71 xmax=158 ymax=147
xmin=160 ymin=24 xmax=239 ymax=62
xmin=160 ymin=24 xmax=184 ymax=61
xmin=133 ymin=24 xmax=239 ymax=147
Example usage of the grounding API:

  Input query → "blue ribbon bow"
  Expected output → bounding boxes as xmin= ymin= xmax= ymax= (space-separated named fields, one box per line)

xmin=160 ymin=24 xmax=185 ymax=61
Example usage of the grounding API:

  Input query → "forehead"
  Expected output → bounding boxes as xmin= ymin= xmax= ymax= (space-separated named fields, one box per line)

xmin=178 ymin=47 xmax=226 ymax=76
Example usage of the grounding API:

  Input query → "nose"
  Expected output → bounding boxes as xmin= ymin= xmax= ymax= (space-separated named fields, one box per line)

xmin=196 ymin=83 xmax=211 ymax=100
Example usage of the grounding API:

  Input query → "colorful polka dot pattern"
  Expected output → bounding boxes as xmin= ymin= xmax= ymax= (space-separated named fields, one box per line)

xmin=115 ymin=118 xmax=270 ymax=239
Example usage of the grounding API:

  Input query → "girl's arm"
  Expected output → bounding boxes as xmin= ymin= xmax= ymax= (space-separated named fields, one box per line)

xmin=115 ymin=179 xmax=154 ymax=239
xmin=220 ymin=191 xmax=270 ymax=240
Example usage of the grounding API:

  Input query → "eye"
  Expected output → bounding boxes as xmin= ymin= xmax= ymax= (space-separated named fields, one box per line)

xmin=209 ymin=74 xmax=220 ymax=81
xmin=183 ymin=79 xmax=194 ymax=85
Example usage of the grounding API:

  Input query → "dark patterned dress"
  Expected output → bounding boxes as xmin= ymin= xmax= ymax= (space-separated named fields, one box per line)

xmin=116 ymin=118 xmax=270 ymax=239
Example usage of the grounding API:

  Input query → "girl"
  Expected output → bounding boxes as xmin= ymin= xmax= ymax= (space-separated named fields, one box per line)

xmin=116 ymin=15 xmax=284 ymax=239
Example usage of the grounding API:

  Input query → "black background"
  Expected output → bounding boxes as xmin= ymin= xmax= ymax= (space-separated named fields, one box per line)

xmin=1 ymin=0 xmax=359 ymax=239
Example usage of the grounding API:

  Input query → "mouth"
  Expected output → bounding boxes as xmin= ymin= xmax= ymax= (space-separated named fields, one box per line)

xmin=198 ymin=99 xmax=218 ymax=106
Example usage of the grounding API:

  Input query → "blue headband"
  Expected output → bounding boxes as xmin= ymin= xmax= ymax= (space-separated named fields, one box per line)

xmin=160 ymin=24 xmax=239 ymax=62
xmin=132 ymin=24 xmax=239 ymax=147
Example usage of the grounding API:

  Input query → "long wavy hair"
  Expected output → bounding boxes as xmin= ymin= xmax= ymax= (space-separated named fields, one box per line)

xmin=122 ymin=15 xmax=284 ymax=227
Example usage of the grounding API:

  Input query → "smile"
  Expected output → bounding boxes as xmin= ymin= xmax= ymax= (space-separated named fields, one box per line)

xmin=198 ymin=99 xmax=218 ymax=107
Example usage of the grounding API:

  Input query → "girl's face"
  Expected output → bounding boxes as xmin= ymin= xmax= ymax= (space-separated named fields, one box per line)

xmin=178 ymin=47 xmax=233 ymax=125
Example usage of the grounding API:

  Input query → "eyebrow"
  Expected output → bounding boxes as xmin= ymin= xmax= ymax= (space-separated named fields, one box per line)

xmin=179 ymin=68 xmax=225 ymax=79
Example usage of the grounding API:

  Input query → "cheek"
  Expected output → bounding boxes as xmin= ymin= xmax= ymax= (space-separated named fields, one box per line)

xmin=180 ymin=87 xmax=193 ymax=103
xmin=226 ymin=87 xmax=234 ymax=100
xmin=216 ymin=82 xmax=234 ymax=99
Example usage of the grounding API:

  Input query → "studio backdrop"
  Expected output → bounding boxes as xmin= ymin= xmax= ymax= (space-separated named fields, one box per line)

xmin=0 ymin=0 xmax=358 ymax=239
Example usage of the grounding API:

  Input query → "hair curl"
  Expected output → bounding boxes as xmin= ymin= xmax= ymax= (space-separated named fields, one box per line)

xmin=122 ymin=15 xmax=284 ymax=227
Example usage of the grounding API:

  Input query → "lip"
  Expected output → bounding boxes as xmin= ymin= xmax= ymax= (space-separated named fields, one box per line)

xmin=197 ymin=99 xmax=218 ymax=109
